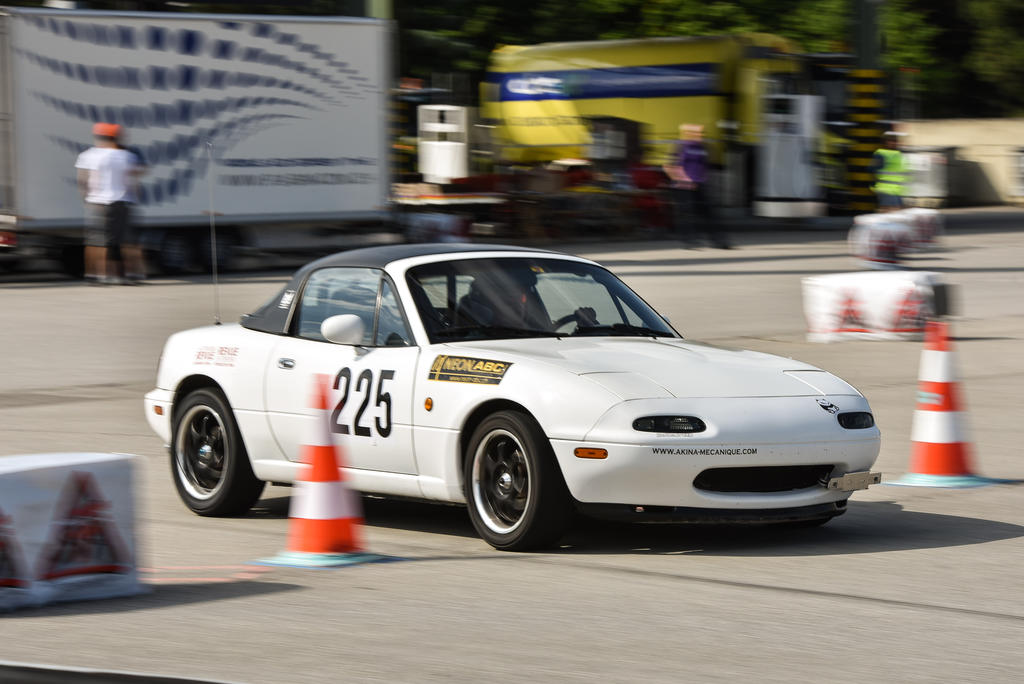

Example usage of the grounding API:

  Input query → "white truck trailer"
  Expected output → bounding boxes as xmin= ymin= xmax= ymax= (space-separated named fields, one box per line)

xmin=0 ymin=7 xmax=392 ymax=273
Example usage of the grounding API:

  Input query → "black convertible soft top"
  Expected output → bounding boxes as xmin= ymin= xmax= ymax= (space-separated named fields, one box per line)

xmin=239 ymin=243 xmax=561 ymax=334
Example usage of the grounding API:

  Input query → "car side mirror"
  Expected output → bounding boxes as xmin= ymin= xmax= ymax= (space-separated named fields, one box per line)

xmin=321 ymin=314 xmax=365 ymax=345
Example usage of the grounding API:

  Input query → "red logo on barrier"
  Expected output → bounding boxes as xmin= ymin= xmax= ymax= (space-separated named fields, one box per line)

xmin=869 ymin=232 xmax=898 ymax=263
xmin=835 ymin=293 xmax=869 ymax=332
xmin=891 ymin=288 xmax=926 ymax=333
xmin=0 ymin=508 xmax=28 ymax=588
xmin=37 ymin=472 xmax=129 ymax=580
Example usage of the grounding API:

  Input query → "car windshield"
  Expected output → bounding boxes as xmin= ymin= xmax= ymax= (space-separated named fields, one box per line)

xmin=406 ymin=257 xmax=678 ymax=343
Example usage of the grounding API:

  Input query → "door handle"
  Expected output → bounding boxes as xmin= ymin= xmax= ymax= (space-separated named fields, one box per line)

xmin=278 ymin=358 xmax=295 ymax=369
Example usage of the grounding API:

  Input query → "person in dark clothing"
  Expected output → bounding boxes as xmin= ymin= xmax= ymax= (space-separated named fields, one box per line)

xmin=663 ymin=123 xmax=730 ymax=249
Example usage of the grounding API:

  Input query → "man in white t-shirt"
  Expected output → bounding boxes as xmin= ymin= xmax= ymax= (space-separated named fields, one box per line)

xmin=75 ymin=123 xmax=145 ymax=283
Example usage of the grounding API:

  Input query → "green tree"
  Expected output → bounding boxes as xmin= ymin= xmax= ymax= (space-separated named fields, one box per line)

xmin=12 ymin=0 xmax=1019 ymax=116
xmin=967 ymin=0 xmax=1024 ymax=114
xmin=880 ymin=0 xmax=939 ymax=73
xmin=778 ymin=0 xmax=851 ymax=54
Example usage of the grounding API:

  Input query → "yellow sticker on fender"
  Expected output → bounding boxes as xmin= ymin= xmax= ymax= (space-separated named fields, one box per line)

xmin=428 ymin=355 xmax=512 ymax=385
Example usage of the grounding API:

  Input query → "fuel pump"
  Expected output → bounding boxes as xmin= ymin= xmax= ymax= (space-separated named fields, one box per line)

xmin=754 ymin=94 xmax=826 ymax=217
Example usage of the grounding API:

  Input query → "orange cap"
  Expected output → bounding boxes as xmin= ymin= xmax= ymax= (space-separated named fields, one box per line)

xmin=92 ymin=122 xmax=121 ymax=138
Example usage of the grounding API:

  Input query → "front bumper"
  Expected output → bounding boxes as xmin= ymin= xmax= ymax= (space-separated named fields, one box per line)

xmin=552 ymin=438 xmax=878 ymax=510
xmin=576 ymin=500 xmax=848 ymax=524
xmin=551 ymin=395 xmax=881 ymax=510
xmin=144 ymin=388 xmax=174 ymax=445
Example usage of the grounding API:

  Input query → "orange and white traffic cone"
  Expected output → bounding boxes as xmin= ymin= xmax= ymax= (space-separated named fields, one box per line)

xmin=261 ymin=373 xmax=386 ymax=567
xmin=892 ymin=320 xmax=997 ymax=487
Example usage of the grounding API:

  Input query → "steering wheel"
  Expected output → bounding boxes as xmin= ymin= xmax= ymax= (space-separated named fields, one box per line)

xmin=553 ymin=312 xmax=578 ymax=332
xmin=553 ymin=307 xmax=597 ymax=332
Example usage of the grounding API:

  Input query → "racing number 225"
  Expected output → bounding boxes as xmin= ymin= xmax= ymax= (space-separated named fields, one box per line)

xmin=331 ymin=368 xmax=394 ymax=438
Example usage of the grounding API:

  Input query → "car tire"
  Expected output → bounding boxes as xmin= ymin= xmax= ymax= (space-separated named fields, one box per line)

xmin=159 ymin=231 xmax=197 ymax=274
xmin=171 ymin=388 xmax=265 ymax=516
xmin=464 ymin=410 xmax=572 ymax=551
xmin=198 ymin=230 xmax=238 ymax=272
xmin=59 ymin=245 xmax=84 ymax=278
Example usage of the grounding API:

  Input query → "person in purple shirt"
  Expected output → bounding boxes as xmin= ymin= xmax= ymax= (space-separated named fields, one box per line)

xmin=663 ymin=123 xmax=731 ymax=249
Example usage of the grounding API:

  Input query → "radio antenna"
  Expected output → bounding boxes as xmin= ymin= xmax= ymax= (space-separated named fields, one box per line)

xmin=206 ymin=139 xmax=222 ymax=325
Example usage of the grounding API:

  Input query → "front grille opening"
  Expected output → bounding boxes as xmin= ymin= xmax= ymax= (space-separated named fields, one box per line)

xmin=694 ymin=465 xmax=835 ymax=493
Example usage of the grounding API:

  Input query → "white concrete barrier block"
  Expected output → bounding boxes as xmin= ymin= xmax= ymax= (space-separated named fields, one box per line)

xmin=802 ymin=271 xmax=945 ymax=342
xmin=849 ymin=214 xmax=916 ymax=267
xmin=0 ymin=453 xmax=143 ymax=612
xmin=849 ymin=210 xmax=943 ymax=267
xmin=899 ymin=207 xmax=944 ymax=251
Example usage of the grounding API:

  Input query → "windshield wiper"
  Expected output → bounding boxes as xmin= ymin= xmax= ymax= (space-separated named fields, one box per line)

xmin=571 ymin=323 xmax=673 ymax=338
xmin=434 ymin=325 xmax=563 ymax=340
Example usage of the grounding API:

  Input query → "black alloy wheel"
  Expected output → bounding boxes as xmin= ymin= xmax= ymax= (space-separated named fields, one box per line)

xmin=171 ymin=388 xmax=264 ymax=516
xmin=464 ymin=410 xmax=572 ymax=551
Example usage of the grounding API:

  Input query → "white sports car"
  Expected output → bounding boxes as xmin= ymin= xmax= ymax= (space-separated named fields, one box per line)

xmin=145 ymin=244 xmax=881 ymax=550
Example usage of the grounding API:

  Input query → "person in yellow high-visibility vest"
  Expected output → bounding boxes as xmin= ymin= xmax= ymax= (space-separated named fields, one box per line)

xmin=872 ymin=131 xmax=908 ymax=211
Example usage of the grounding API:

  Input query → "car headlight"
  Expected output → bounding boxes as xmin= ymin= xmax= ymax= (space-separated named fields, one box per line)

xmin=632 ymin=416 xmax=707 ymax=433
xmin=837 ymin=412 xmax=874 ymax=429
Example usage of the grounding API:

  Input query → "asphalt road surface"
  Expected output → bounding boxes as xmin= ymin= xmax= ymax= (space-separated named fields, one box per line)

xmin=2 ymin=225 xmax=1023 ymax=683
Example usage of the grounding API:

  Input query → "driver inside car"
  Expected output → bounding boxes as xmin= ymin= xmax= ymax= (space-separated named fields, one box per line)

xmin=458 ymin=269 xmax=550 ymax=331
xmin=456 ymin=266 xmax=600 ymax=333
